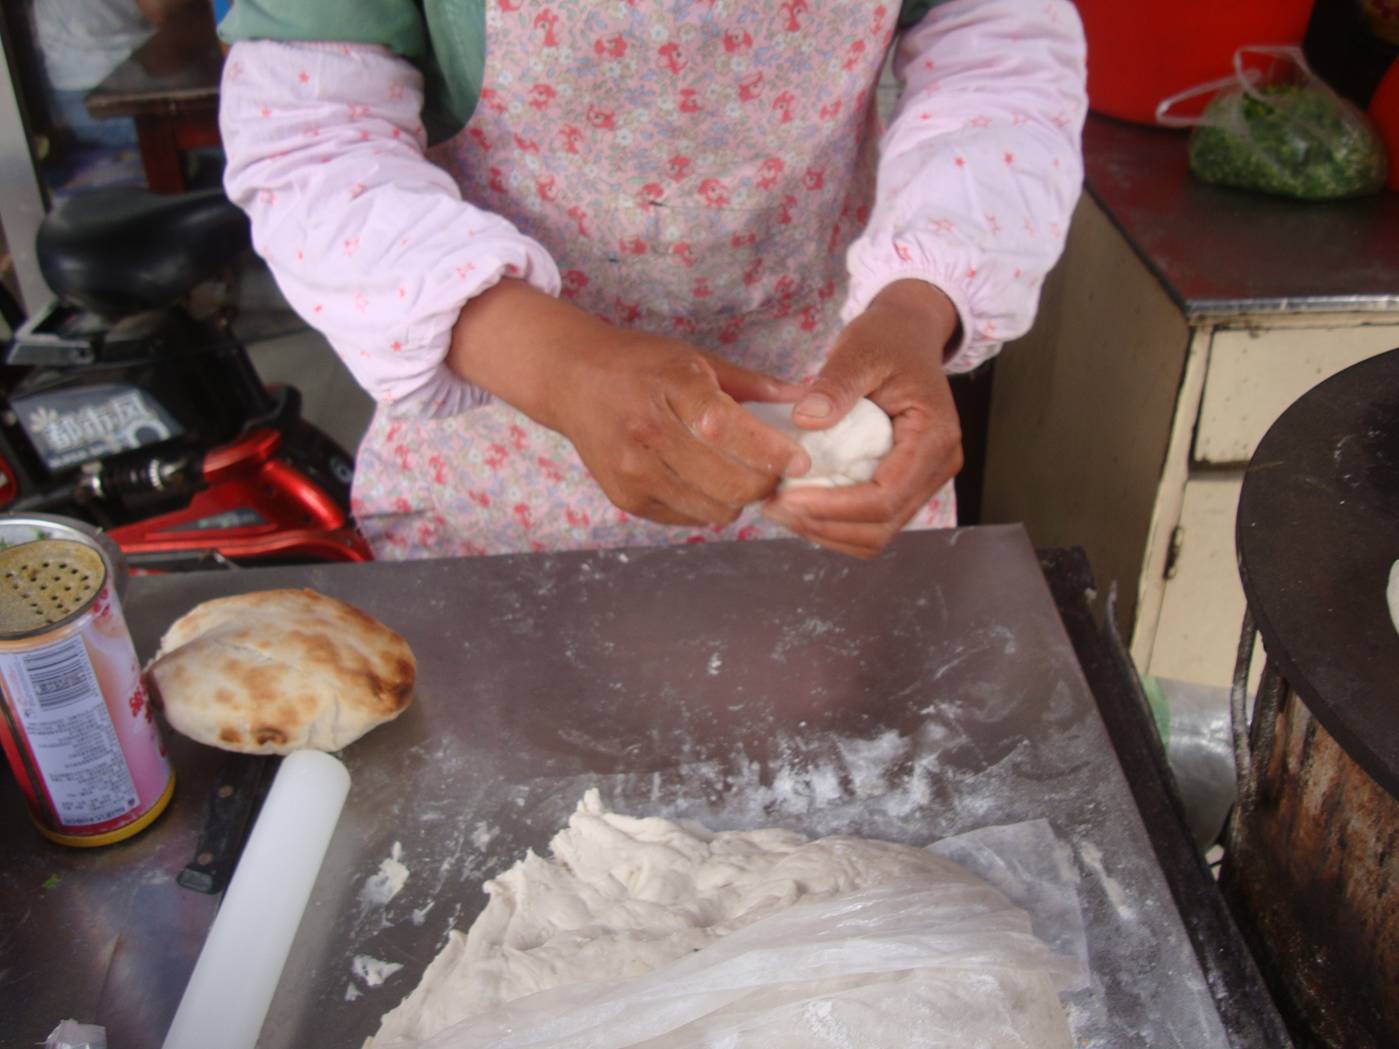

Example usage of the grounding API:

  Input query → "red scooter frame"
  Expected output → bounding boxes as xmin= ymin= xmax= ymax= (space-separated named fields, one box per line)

xmin=107 ymin=427 xmax=372 ymax=566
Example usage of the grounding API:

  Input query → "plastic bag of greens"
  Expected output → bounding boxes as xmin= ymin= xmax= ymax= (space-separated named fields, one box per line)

xmin=1157 ymin=46 xmax=1387 ymax=200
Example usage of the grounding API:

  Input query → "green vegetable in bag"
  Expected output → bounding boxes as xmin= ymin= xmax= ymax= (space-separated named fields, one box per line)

xmin=1157 ymin=46 xmax=1388 ymax=201
xmin=1190 ymin=84 xmax=1387 ymax=199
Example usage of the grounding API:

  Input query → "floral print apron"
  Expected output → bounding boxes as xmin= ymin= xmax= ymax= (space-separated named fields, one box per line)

xmin=352 ymin=0 xmax=955 ymax=557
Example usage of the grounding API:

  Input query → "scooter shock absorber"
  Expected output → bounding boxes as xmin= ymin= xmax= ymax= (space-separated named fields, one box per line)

xmin=79 ymin=456 xmax=196 ymax=503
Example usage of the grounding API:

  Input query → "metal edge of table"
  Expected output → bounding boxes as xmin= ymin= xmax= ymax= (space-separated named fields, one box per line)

xmin=1082 ymin=179 xmax=1399 ymax=325
xmin=1038 ymin=547 xmax=1292 ymax=1049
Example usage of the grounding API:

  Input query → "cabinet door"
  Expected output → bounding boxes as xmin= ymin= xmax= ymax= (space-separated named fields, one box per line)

xmin=1195 ymin=324 xmax=1399 ymax=465
xmin=1147 ymin=474 xmax=1261 ymax=690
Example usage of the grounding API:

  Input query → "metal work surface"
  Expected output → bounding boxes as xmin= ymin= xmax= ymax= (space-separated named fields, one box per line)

xmin=1 ymin=527 xmax=1229 ymax=1047
xmin=1237 ymin=349 xmax=1399 ymax=798
xmin=1084 ymin=114 xmax=1399 ymax=319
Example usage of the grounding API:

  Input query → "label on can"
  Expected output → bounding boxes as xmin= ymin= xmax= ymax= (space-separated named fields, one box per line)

xmin=1 ymin=632 xmax=140 ymax=826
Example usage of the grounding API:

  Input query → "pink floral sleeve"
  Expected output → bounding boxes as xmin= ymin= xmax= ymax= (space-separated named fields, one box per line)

xmin=848 ymin=0 xmax=1088 ymax=372
xmin=219 ymin=40 xmax=560 ymax=418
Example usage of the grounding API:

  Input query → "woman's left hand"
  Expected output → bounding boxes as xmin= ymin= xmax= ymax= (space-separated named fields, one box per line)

xmin=762 ymin=279 xmax=964 ymax=558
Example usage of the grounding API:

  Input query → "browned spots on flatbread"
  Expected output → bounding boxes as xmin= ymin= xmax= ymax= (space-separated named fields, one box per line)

xmin=329 ymin=597 xmax=381 ymax=633
xmin=288 ymin=629 xmax=341 ymax=670
xmin=220 ymin=727 xmax=242 ymax=744
xmin=266 ymin=706 xmax=303 ymax=745
xmin=372 ymin=657 xmax=416 ymax=714
xmin=215 ymin=688 xmax=235 ymax=706
xmin=253 ymin=726 xmax=287 ymax=746
xmin=360 ymin=672 xmax=386 ymax=713
xmin=234 ymin=661 xmax=290 ymax=699
xmin=242 ymin=589 xmax=305 ymax=609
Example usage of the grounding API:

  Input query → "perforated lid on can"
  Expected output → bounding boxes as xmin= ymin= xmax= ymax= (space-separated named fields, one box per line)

xmin=0 ymin=540 xmax=106 ymax=637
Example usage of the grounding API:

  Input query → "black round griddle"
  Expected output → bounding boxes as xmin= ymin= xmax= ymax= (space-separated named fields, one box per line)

xmin=1237 ymin=347 xmax=1399 ymax=798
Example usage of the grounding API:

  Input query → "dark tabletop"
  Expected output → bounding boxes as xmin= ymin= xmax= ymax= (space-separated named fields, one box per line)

xmin=0 ymin=527 xmax=1231 ymax=1048
xmin=1084 ymin=113 xmax=1399 ymax=320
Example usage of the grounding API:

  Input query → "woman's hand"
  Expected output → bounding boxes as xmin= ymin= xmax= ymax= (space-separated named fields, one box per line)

xmin=553 ymin=328 xmax=815 ymax=525
xmin=447 ymin=280 xmax=808 ymax=526
xmin=763 ymin=279 xmax=964 ymax=558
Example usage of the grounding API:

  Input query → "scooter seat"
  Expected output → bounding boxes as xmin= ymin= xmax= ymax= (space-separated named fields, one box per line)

xmin=37 ymin=188 xmax=251 ymax=318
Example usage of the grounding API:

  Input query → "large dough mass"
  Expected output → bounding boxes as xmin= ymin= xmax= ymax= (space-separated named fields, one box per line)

xmin=743 ymin=398 xmax=893 ymax=489
xmin=368 ymin=791 xmax=1072 ymax=1048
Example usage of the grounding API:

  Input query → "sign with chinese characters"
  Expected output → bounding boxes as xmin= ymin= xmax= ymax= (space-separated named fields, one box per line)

xmin=14 ymin=385 xmax=184 ymax=471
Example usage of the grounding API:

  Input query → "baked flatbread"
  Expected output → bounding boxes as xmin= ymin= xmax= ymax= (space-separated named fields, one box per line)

xmin=147 ymin=588 xmax=415 ymax=754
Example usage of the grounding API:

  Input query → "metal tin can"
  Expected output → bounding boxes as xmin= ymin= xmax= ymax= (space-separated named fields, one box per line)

xmin=0 ymin=538 xmax=174 ymax=846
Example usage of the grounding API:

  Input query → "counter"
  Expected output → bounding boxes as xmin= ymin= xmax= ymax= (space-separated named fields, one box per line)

xmin=1082 ymin=115 xmax=1399 ymax=319
xmin=0 ymin=529 xmax=1285 ymax=1047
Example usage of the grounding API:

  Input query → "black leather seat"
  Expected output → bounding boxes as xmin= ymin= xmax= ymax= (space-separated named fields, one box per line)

xmin=37 ymin=188 xmax=251 ymax=317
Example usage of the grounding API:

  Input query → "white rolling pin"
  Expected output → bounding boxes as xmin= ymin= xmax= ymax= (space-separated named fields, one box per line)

xmin=162 ymin=750 xmax=351 ymax=1049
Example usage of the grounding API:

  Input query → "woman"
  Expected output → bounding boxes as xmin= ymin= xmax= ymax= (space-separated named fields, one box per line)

xmin=219 ymin=0 xmax=1087 ymax=558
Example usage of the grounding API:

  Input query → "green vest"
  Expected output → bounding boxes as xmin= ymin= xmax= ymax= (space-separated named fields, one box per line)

xmin=220 ymin=1 xmax=951 ymax=141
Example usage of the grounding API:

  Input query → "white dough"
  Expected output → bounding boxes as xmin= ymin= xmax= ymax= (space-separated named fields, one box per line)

xmin=368 ymin=791 xmax=1073 ymax=1049
xmin=1388 ymin=560 xmax=1399 ymax=634
xmin=743 ymin=398 xmax=893 ymax=489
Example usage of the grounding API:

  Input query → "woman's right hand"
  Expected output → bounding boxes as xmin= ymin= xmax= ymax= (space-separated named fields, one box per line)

xmin=553 ymin=328 xmax=813 ymax=524
xmin=447 ymin=280 xmax=808 ymax=526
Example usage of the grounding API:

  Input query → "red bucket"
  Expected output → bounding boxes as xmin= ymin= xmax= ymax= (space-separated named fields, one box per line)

xmin=1368 ymin=58 xmax=1399 ymax=190
xmin=1075 ymin=0 xmax=1317 ymax=125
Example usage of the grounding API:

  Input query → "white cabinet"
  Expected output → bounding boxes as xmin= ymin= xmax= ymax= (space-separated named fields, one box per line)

xmin=1194 ymin=325 xmax=1399 ymax=465
xmin=1148 ymin=474 xmax=1247 ymax=688
xmin=983 ymin=192 xmax=1399 ymax=690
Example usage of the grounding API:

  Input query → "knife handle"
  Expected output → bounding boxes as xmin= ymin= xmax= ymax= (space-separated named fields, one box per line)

xmin=177 ymin=753 xmax=274 ymax=894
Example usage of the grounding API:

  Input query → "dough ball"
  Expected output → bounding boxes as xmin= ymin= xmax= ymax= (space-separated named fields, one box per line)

xmin=743 ymin=398 xmax=893 ymax=489
xmin=146 ymin=588 xmax=415 ymax=754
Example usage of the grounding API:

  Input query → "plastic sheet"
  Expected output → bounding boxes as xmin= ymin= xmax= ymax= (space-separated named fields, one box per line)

xmin=929 ymin=818 xmax=1089 ymax=993
xmin=376 ymin=885 xmax=1075 ymax=1049
xmin=1145 ymin=677 xmax=1237 ymax=851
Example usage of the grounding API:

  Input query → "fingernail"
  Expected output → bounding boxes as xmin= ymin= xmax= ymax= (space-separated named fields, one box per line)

xmin=795 ymin=393 xmax=833 ymax=419
xmin=697 ymin=407 xmax=719 ymax=439
xmin=784 ymin=450 xmax=811 ymax=478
